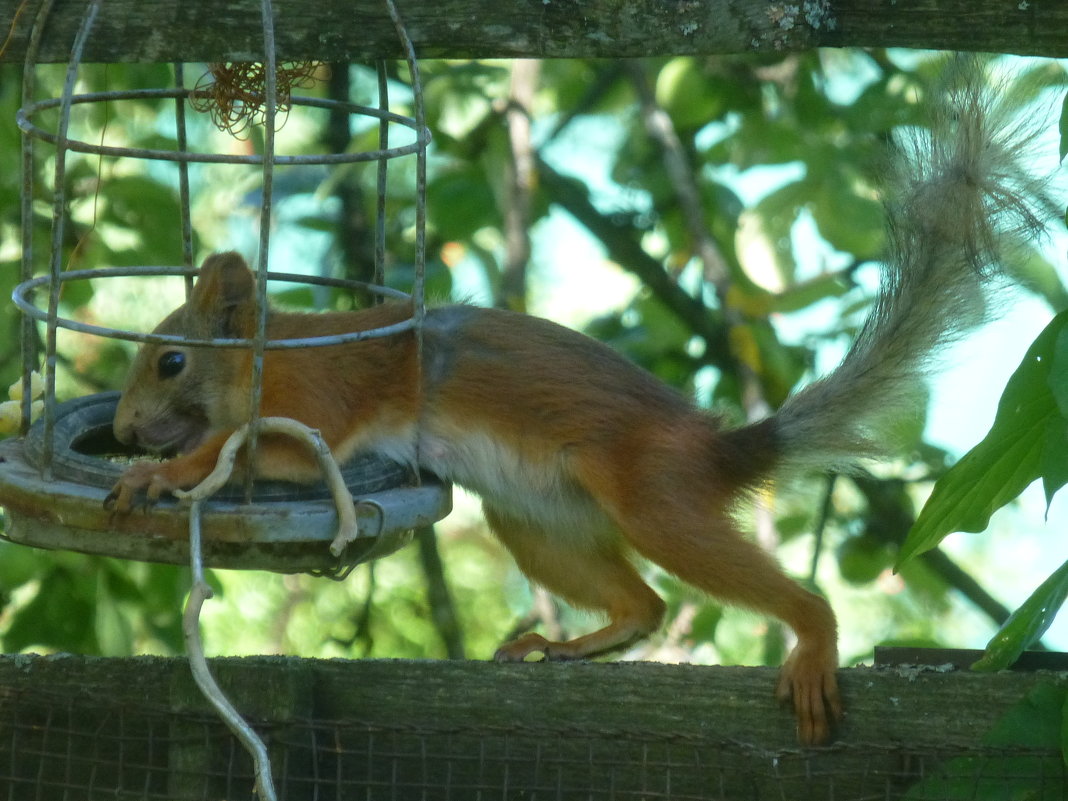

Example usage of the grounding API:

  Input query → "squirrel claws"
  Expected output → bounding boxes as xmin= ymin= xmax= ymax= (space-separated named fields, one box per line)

xmin=104 ymin=484 xmax=150 ymax=514
xmin=105 ymin=462 xmax=174 ymax=513
xmin=104 ymin=484 xmax=137 ymax=514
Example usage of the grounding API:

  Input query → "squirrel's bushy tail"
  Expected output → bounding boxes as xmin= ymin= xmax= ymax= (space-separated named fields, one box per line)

xmin=766 ymin=58 xmax=1057 ymax=471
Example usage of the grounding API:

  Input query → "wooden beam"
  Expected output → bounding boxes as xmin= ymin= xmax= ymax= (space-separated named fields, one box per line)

xmin=1 ymin=654 xmax=1066 ymax=799
xmin=1 ymin=0 xmax=1066 ymax=66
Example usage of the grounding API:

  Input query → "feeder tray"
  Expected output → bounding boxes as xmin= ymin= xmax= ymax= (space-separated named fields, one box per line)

xmin=0 ymin=393 xmax=451 ymax=572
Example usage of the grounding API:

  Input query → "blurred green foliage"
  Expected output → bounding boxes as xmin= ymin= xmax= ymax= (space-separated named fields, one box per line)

xmin=905 ymin=682 xmax=1068 ymax=799
xmin=0 ymin=52 xmax=1065 ymax=680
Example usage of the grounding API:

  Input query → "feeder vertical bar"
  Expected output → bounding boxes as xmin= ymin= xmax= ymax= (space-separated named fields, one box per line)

xmin=18 ymin=83 xmax=33 ymax=434
xmin=174 ymin=61 xmax=195 ymax=295
xmin=374 ymin=61 xmax=388 ymax=289
xmin=40 ymin=0 xmax=103 ymax=477
xmin=385 ymin=0 xmax=428 ymax=478
xmin=385 ymin=0 xmax=427 ymax=324
xmin=245 ymin=0 xmax=280 ymax=501
xmin=18 ymin=0 xmax=57 ymax=435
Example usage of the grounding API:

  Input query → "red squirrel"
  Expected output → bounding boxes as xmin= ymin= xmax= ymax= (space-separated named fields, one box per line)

xmin=106 ymin=68 xmax=1051 ymax=745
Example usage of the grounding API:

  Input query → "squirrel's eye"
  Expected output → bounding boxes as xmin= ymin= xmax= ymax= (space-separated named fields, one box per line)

xmin=157 ymin=351 xmax=186 ymax=379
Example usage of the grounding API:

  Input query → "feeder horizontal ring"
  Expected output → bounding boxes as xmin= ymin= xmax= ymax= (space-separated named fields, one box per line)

xmin=0 ymin=394 xmax=452 ymax=571
xmin=25 ymin=392 xmax=409 ymax=499
xmin=17 ymin=90 xmax=431 ymax=165
xmin=13 ymin=266 xmax=418 ymax=349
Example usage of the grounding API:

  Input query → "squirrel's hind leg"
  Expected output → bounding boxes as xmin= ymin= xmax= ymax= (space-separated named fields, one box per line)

xmin=484 ymin=503 xmax=666 ymax=662
xmin=617 ymin=503 xmax=840 ymax=745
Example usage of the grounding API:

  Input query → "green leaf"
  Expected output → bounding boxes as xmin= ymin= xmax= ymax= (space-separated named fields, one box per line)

xmin=986 ymin=683 xmax=1066 ymax=748
xmin=749 ymin=178 xmax=809 ymax=281
xmin=812 ymin=174 xmax=886 ymax=259
xmin=972 ymin=558 xmax=1068 ymax=672
xmin=1041 ymin=415 xmax=1068 ymax=509
xmin=95 ymin=580 xmax=134 ymax=655
xmin=767 ymin=271 xmax=849 ymax=314
xmin=898 ymin=312 xmax=1068 ymax=566
xmin=3 ymin=566 xmax=98 ymax=653
xmin=0 ymin=541 xmax=45 ymax=590
xmin=1060 ymin=90 xmax=1068 ymax=162
xmin=427 ymin=164 xmax=500 ymax=240
xmin=294 ymin=215 xmax=335 ymax=233
xmin=845 ymin=75 xmax=926 ymax=134
xmin=1042 ymin=326 xmax=1068 ymax=507
xmin=1051 ymin=325 xmax=1068 ymax=416
xmin=654 ymin=58 xmax=728 ymax=130
xmin=837 ymin=533 xmax=895 ymax=586
xmin=1002 ymin=243 xmax=1068 ymax=312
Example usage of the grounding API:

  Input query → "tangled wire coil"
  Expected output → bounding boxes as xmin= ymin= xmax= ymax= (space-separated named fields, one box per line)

xmin=190 ymin=61 xmax=320 ymax=137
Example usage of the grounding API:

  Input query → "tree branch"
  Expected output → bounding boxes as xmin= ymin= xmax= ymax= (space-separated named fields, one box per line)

xmin=625 ymin=60 xmax=774 ymax=418
xmin=534 ymin=153 xmax=734 ymax=371
xmin=496 ymin=60 xmax=540 ymax=313
xmin=415 ymin=525 xmax=466 ymax=660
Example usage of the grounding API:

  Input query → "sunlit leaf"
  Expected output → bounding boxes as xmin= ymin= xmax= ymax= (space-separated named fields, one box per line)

xmin=1002 ymin=243 xmax=1068 ymax=312
xmin=844 ymin=75 xmax=925 ymax=134
xmin=898 ymin=312 xmax=1068 ymax=566
xmin=1041 ymin=415 xmax=1068 ymax=508
xmin=749 ymin=178 xmax=810 ymax=281
xmin=812 ymin=173 xmax=885 ymax=259
xmin=1000 ymin=62 xmax=1068 ymax=116
xmin=767 ymin=270 xmax=850 ymax=314
xmin=972 ymin=559 xmax=1068 ymax=672
xmin=655 ymin=58 xmax=727 ymax=130
xmin=1059 ymin=90 xmax=1068 ymax=162
xmin=1051 ymin=325 xmax=1068 ymax=415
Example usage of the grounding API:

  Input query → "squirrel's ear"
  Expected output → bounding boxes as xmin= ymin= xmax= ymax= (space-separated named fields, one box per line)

xmin=190 ymin=252 xmax=257 ymax=337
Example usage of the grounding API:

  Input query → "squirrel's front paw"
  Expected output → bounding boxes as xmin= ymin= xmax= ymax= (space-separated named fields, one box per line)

xmin=104 ymin=461 xmax=177 ymax=512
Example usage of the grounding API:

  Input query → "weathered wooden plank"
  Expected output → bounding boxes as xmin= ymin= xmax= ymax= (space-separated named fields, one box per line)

xmin=1 ymin=653 xmax=1062 ymax=746
xmin=1 ymin=0 xmax=1066 ymax=66
xmin=1 ymin=654 xmax=1066 ymax=800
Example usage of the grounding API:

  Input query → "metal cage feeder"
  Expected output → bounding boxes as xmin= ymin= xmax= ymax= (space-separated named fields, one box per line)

xmin=1 ymin=0 xmax=449 ymax=575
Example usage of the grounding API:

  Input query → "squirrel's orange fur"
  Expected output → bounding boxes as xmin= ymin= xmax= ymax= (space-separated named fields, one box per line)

xmin=107 ymin=63 xmax=1053 ymax=745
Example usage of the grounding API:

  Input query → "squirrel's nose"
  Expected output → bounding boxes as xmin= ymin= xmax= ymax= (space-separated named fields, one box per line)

xmin=113 ymin=422 xmax=136 ymax=446
xmin=112 ymin=405 xmax=137 ymax=446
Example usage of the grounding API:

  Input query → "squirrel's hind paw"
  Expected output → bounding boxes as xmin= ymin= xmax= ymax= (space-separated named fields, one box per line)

xmin=776 ymin=644 xmax=841 ymax=746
